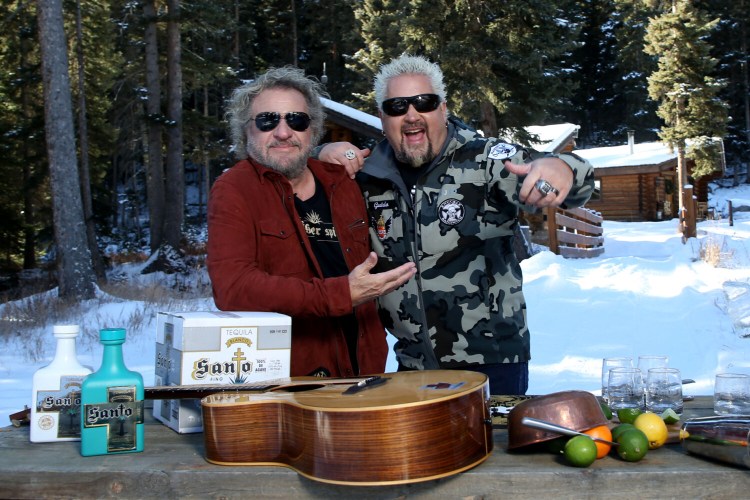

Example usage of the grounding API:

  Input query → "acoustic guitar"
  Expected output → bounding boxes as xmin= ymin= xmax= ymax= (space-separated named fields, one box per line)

xmin=199 ymin=370 xmax=493 ymax=486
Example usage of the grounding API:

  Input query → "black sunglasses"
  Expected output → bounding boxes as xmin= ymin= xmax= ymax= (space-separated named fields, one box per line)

xmin=251 ymin=111 xmax=311 ymax=132
xmin=381 ymin=94 xmax=441 ymax=117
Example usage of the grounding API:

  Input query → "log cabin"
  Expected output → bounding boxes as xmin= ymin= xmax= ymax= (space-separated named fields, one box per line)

xmin=574 ymin=133 xmax=725 ymax=222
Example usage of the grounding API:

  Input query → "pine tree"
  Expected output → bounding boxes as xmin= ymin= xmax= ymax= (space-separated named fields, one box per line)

xmin=350 ymin=0 xmax=580 ymax=136
xmin=296 ymin=0 xmax=364 ymax=104
xmin=644 ymin=0 xmax=728 ymax=232
xmin=611 ymin=0 xmax=662 ymax=144
xmin=349 ymin=0 xmax=414 ymax=109
xmin=701 ymin=0 xmax=750 ymax=184
xmin=0 ymin=0 xmax=46 ymax=270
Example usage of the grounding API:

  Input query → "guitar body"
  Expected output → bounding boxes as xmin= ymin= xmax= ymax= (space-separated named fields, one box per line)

xmin=201 ymin=370 xmax=493 ymax=485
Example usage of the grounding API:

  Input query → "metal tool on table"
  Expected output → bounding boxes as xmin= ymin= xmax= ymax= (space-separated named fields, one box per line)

xmin=681 ymin=415 xmax=750 ymax=468
xmin=520 ymin=416 xmax=619 ymax=446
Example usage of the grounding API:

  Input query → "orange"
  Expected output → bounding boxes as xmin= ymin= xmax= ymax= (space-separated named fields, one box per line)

xmin=583 ymin=424 xmax=613 ymax=459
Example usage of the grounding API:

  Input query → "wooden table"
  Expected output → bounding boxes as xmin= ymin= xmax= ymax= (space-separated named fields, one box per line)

xmin=1 ymin=397 xmax=747 ymax=499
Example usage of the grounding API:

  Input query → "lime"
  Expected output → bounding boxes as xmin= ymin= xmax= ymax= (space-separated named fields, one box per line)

xmin=600 ymin=402 xmax=613 ymax=420
xmin=660 ymin=408 xmax=680 ymax=425
xmin=563 ymin=435 xmax=598 ymax=468
xmin=616 ymin=407 xmax=643 ymax=424
xmin=547 ymin=436 xmax=568 ymax=455
xmin=616 ymin=428 xmax=649 ymax=462
xmin=611 ymin=423 xmax=635 ymax=441
xmin=634 ymin=412 xmax=669 ymax=449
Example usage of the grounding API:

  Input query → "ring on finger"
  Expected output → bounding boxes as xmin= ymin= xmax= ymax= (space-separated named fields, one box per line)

xmin=344 ymin=149 xmax=357 ymax=160
xmin=534 ymin=179 xmax=559 ymax=197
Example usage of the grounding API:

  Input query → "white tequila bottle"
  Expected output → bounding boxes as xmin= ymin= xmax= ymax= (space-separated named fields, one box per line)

xmin=30 ymin=325 xmax=92 ymax=442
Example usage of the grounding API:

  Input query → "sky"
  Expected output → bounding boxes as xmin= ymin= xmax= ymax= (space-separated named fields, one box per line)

xmin=2 ymin=183 xmax=749 ymax=427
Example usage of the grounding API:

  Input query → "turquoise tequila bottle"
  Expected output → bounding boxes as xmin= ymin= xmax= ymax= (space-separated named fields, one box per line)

xmin=80 ymin=328 xmax=144 ymax=456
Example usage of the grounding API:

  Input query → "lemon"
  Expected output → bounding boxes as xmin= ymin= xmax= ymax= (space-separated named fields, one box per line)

xmin=616 ymin=407 xmax=643 ymax=424
xmin=634 ymin=412 xmax=669 ymax=449
xmin=616 ymin=428 xmax=649 ymax=462
xmin=660 ymin=408 xmax=680 ymax=425
xmin=563 ymin=435 xmax=598 ymax=468
xmin=611 ymin=423 xmax=635 ymax=441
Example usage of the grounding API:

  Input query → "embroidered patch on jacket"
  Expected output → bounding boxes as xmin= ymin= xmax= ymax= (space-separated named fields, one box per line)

xmin=369 ymin=200 xmax=394 ymax=211
xmin=373 ymin=213 xmax=393 ymax=240
xmin=488 ymin=142 xmax=517 ymax=160
xmin=438 ymin=199 xmax=465 ymax=225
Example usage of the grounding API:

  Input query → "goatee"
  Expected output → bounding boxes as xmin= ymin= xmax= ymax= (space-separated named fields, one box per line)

xmin=247 ymin=139 xmax=312 ymax=180
xmin=395 ymin=125 xmax=435 ymax=168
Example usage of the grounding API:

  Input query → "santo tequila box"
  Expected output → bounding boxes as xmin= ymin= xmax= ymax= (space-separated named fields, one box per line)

xmin=153 ymin=310 xmax=292 ymax=433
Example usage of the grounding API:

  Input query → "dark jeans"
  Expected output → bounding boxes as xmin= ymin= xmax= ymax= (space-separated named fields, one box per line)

xmin=398 ymin=362 xmax=529 ymax=395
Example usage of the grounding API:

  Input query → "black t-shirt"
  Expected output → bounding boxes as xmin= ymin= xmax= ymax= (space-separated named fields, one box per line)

xmin=294 ymin=177 xmax=359 ymax=373
xmin=398 ymin=161 xmax=428 ymax=191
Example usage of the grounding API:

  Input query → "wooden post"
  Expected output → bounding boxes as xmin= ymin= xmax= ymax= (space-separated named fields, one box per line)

xmin=683 ymin=185 xmax=696 ymax=239
xmin=546 ymin=206 xmax=559 ymax=255
xmin=729 ymin=200 xmax=734 ymax=227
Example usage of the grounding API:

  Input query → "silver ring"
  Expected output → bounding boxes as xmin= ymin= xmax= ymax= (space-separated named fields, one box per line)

xmin=535 ymin=179 xmax=559 ymax=196
xmin=344 ymin=149 xmax=357 ymax=160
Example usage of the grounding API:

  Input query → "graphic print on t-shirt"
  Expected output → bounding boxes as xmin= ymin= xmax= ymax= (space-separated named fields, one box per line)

xmin=301 ymin=210 xmax=338 ymax=242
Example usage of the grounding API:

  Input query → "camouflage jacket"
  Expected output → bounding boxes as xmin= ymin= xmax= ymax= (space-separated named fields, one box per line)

xmin=358 ymin=119 xmax=594 ymax=370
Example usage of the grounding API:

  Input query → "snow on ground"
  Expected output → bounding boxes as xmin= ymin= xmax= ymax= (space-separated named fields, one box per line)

xmin=2 ymin=183 xmax=750 ymax=425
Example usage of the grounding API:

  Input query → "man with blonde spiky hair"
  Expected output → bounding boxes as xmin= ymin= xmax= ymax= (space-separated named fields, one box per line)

xmin=208 ymin=66 xmax=416 ymax=378
xmin=318 ymin=54 xmax=594 ymax=394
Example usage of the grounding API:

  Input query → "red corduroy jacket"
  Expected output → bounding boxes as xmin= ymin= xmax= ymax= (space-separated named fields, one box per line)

xmin=207 ymin=158 xmax=388 ymax=377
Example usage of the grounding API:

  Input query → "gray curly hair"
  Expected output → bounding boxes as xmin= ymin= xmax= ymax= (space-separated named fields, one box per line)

xmin=373 ymin=54 xmax=447 ymax=110
xmin=226 ymin=66 xmax=329 ymax=159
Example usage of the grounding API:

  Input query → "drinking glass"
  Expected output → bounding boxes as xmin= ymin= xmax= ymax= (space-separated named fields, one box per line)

xmin=638 ymin=355 xmax=669 ymax=373
xmin=607 ymin=367 xmax=645 ymax=411
xmin=645 ymin=367 xmax=683 ymax=415
xmin=714 ymin=373 xmax=750 ymax=415
xmin=601 ymin=357 xmax=633 ymax=403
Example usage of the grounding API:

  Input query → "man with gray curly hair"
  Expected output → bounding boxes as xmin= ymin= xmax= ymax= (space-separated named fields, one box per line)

xmin=208 ymin=66 xmax=416 ymax=378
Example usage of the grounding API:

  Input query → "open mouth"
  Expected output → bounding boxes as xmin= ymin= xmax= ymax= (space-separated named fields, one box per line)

xmin=403 ymin=127 xmax=426 ymax=144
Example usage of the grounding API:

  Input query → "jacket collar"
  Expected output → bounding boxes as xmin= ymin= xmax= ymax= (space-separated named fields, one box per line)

xmin=244 ymin=157 xmax=349 ymax=190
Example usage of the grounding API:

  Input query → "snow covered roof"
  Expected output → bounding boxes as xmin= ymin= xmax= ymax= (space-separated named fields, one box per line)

xmin=525 ymin=123 xmax=580 ymax=153
xmin=320 ymin=97 xmax=382 ymax=139
xmin=573 ymin=138 xmax=726 ymax=176
xmin=573 ymin=142 xmax=678 ymax=170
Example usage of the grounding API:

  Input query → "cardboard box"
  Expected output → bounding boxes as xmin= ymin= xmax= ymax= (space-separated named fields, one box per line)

xmin=153 ymin=311 xmax=292 ymax=433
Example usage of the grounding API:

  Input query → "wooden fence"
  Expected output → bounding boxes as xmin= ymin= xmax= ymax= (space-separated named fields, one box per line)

xmin=547 ymin=206 xmax=604 ymax=258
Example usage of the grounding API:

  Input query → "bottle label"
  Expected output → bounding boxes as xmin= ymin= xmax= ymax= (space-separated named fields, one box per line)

xmin=83 ymin=386 xmax=144 ymax=452
xmin=35 ymin=375 xmax=85 ymax=438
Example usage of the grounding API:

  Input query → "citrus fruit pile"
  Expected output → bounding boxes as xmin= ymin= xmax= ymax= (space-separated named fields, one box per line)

xmin=551 ymin=402 xmax=676 ymax=468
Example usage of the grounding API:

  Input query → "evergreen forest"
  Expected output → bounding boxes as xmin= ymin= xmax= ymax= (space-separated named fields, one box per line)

xmin=1 ymin=0 xmax=748 ymax=299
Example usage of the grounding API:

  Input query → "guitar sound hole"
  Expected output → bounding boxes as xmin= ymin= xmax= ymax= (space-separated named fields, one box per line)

xmin=275 ymin=384 xmax=326 ymax=393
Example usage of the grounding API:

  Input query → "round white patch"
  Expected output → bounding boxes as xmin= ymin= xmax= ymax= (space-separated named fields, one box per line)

xmin=488 ymin=142 xmax=518 ymax=160
xmin=438 ymin=199 xmax=465 ymax=225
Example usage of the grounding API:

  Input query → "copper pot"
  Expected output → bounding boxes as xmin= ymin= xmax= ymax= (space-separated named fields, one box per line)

xmin=507 ymin=390 xmax=608 ymax=449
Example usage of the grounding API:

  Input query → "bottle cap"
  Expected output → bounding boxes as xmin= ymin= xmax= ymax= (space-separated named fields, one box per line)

xmin=53 ymin=324 xmax=80 ymax=336
xmin=99 ymin=328 xmax=126 ymax=342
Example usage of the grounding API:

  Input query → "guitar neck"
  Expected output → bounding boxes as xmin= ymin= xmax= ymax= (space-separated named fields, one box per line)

xmin=145 ymin=376 xmax=367 ymax=400
xmin=145 ymin=383 xmax=278 ymax=400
